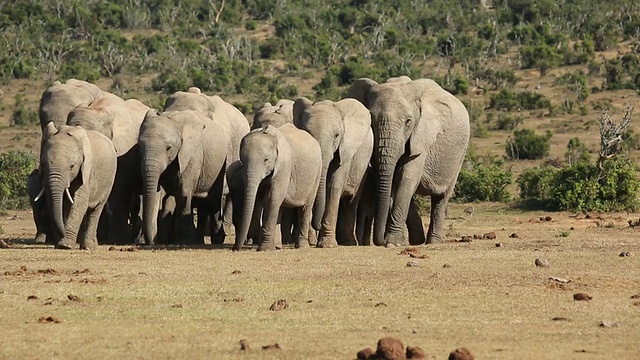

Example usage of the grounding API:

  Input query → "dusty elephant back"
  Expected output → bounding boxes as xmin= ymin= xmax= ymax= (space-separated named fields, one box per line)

xmin=251 ymin=99 xmax=294 ymax=130
xmin=39 ymin=79 xmax=105 ymax=129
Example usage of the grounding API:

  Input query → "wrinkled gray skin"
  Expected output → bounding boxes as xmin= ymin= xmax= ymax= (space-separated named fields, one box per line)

xmin=28 ymin=169 xmax=55 ymax=244
xmin=251 ymin=99 xmax=294 ymax=129
xmin=38 ymin=79 xmax=104 ymax=130
xmin=37 ymin=123 xmax=117 ymax=250
xmin=139 ymin=110 xmax=229 ymax=246
xmin=293 ymin=97 xmax=373 ymax=247
xmin=163 ymin=87 xmax=250 ymax=244
xmin=67 ymin=93 xmax=150 ymax=244
xmin=226 ymin=161 xmax=262 ymax=245
xmin=345 ymin=76 xmax=470 ymax=246
xmin=234 ymin=124 xmax=322 ymax=251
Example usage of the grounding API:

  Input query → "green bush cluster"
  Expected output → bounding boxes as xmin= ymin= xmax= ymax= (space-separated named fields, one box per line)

xmin=517 ymin=157 xmax=640 ymax=212
xmin=454 ymin=161 xmax=513 ymax=203
xmin=505 ymin=129 xmax=552 ymax=160
xmin=490 ymin=89 xmax=551 ymax=112
xmin=0 ymin=150 xmax=38 ymax=210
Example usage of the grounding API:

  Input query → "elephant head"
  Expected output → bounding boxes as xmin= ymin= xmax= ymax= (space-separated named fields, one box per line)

xmin=293 ymin=97 xmax=371 ymax=228
xmin=345 ymin=77 xmax=452 ymax=246
xmin=251 ymin=99 xmax=294 ymax=129
xmin=138 ymin=110 xmax=207 ymax=245
xmin=234 ymin=126 xmax=289 ymax=251
xmin=38 ymin=79 xmax=104 ymax=130
xmin=38 ymin=123 xmax=93 ymax=240
xmin=66 ymin=105 xmax=114 ymax=139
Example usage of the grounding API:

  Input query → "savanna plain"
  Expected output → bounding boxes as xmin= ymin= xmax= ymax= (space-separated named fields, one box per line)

xmin=1 ymin=204 xmax=639 ymax=359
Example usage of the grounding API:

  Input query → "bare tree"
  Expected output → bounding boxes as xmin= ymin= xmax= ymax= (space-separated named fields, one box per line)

xmin=598 ymin=106 xmax=634 ymax=169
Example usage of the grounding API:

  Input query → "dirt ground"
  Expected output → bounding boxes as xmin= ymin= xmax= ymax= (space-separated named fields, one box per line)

xmin=1 ymin=203 xmax=639 ymax=359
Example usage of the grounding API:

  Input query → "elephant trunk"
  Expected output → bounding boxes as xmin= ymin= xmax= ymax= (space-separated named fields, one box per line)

xmin=142 ymin=158 xmax=164 ymax=246
xmin=373 ymin=132 xmax=402 ymax=246
xmin=45 ymin=170 xmax=66 ymax=240
xmin=234 ymin=176 xmax=260 ymax=251
xmin=312 ymin=158 xmax=330 ymax=231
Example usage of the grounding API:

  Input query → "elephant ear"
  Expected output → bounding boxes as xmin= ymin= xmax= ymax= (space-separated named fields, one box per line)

xmin=292 ymin=97 xmax=313 ymax=128
xmin=333 ymin=99 xmax=372 ymax=166
xmin=43 ymin=121 xmax=58 ymax=139
xmin=344 ymin=78 xmax=378 ymax=107
xmin=409 ymin=79 xmax=445 ymax=157
xmin=63 ymin=126 xmax=93 ymax=186
xmin=178 ymin=113 xmax=206 ymax=174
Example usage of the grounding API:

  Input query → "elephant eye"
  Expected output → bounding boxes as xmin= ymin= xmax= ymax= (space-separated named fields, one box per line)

xmin=166 ymin=145 xmax=172 ymax=152
xmin=334 ymin=133 xmax=339 ymax=139
xmin=405 ymin=119 xmax=412 ymax=127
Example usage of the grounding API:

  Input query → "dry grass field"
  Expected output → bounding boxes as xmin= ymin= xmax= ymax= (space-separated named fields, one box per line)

xmin=1 ymin=203 xmax=639 ymax=359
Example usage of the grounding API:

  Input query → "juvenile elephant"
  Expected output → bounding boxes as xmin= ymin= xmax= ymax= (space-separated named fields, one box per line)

xmin=139 ymin=109 xmax=229 ymax=246
xmin=163 ymin=87 xmax=250 ymax=244
xmin=293 ymin=97 xmax=373 ymax=247
xmin=67 ymin=94 xmax=150 ymax=244
xmin=234 ymin=124 xmax=322 ymax=251
xmin=345 ymin=76 xmax=470 ymax=246
xmin=251 ymin=99 xmax=294 ymax=129
xmin=38 ymin=79 xmax=104 ymax=130
xmin=35 ymin=123 xmax=117 ymax=250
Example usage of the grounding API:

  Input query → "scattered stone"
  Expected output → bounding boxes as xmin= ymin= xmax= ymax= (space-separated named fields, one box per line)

xmin=406 ymin=346 xmax=426 ymax=359
xmin=619 ymin=251 xmax=632 ymax=257
xmin=535 ymin=258 xmax=550 ymax=268
xmin=406 ymin=261 xmax=419 ymax=267
xmin=483 ymin=232 xmax=497 ymax=240
xmin=108 ymin=246 xmax=118 ymax=251
xmin=442 ymin=264 xmax=452 ymax=268
xmin=38 ymin=316 xmax=62 ymax=323
xmin=171 ymin=303 xmax=183 ymax=308
xmin=458 ymin=236 xmax=473 ymax=242
xmin=27 ymin=295 xmax=39 ymax=301
xmin=399 ymin=247 xmax=419 ymax=256
xmin=67 ymin=294 xmax=82 ymax=302
xmin=374 ymin=302 xmax=388 ymax=307
xmin=231 ymin=270 xmax=242 ymax=274
xmin=548 ymin=277 xmax=571 ymax=284
xmin=121 ymin=247 xmax=138 ymax=252
xmin=239 ymin=339 xmax=250 ymax=351
xmin=551 ymin=317 xmax=570 ymax=321
xmin=573 ymin=293 xmax=592 ymax=301
xmin=269 ymin=299 xmax=289 ymax=311
xmin=449 ymin=347 xmax=474 ymax=360
xmin=473 ymin=234 xmax=482 ymax=239
xmin=599 ymin=320 xmax=619 ymax=328
xmin=495 ymin=243 xmax=502 ymax=248
xmin=376 ymin=337 xmax=405 ymax=360
xmin=570 ymin=227 xmax=575 ymax=230
xmin=631 ymin=294 xmax=640 ymax=299
xmin=261 ymin=343 xmax=281 ymax=350
xmin=357 ymin=347 xmax=375 ymax=360
xmin=544 ymin=216 xmax=553 ymax=222
xmin=37 ymin=269 xmax=56 ymax=275
xmin=509 ymin=233 xmax=519 ymax=238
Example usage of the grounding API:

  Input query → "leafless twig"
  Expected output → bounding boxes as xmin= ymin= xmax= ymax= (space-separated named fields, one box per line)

xmin=597 ymin=105 xmax=634 ymax=169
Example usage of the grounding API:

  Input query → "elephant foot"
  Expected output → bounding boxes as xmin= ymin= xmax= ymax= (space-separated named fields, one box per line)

xmin=337 ymin=235 xmax=358 ymax=246
xmin=408 ymin=233 xmax=425 ymax=246
xmin=308 ymin=230 xmax=317 ymax=246
xmin=385 ymin=232 xmax=407 ymax=247
xmin=80 ymin=239 xmax=99 ymax=251
xmin=55 ymin=240 xmax=78 ymax=250
xmin=295 ymin=237 xmax=310 ymax=249
xmin=426 ymin=233 xmax=445 ymax=244
xmin=257 ymin=242 xmax=277 ymax=251
xmin=210 ymin=230 xmax=226 ymax=245
xmin=34 ymin=233 xmax=47 ymax=244
xmin=316 ymin=236 xmax=338 ymax=248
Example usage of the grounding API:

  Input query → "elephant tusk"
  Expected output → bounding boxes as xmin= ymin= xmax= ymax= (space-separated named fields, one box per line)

xmin=33 ymin=188 xmax=45 ymax=202
xmin=65 ymin=188 xmax=74 ymax=204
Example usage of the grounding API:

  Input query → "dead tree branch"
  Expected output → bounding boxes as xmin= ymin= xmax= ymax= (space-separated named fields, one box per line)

xmin=598 ymin=106 xmax=634 ymax=169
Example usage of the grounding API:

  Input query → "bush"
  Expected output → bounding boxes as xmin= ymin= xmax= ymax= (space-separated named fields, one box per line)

xmin=454 ymin=161 xmax=513 ymax=203
xmin=517 ymin=157 xmax=640 ymax=212
xmin=0 ymin=149 xmax=38 ymax=209
xmin=489 ymin=89 xmax=551 ymax=112
xmin=11 ymin=94 xmax=38 ymax=127
xmin=505 ymin=129 xmax=552 ymax=160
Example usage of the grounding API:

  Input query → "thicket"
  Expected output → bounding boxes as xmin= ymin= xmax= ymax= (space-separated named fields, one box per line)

xmin=0 ymin=150 xmax=38 ymax=210
xmin=454 ymin=160 xmax=513 ymax=203
xmin=505 ymin=129 xmax=553 ymax=160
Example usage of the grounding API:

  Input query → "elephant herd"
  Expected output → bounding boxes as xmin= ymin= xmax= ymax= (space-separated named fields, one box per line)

xmin=28 ymin=76 xmax=470 ymax=251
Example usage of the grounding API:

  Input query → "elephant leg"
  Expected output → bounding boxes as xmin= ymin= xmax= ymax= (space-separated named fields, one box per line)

xmin=106 ymin=174 xmax=134 ymax=245
xmin=426 ymin=184 xmax=454 ymax=244
xmin=247 ymin=195 xmax=263 ymax=246
xmin=157 ymin=194 xmax=176 ymax=245
xmin=317 ymin=166 xmax=349 ymax=248
xmin=258 ymin=195 xmax=285 ymax=252
xmin=280 ymin=208 xmax=294 ymax=245
xmin=174 ymin=194 xmax=197 ymax=245
xmin=295 ymin=204 xmax=313 ymax=249
xmin=56 ymin=190 xmax=88 ymax=250
xmin=407 ymin=197 xmax=426 ymax=245
xmin=336 ymin=198 xmax=358 ymax=246
xmin=210 ymin=170 xmax=229 ymax=245
xmin=81 ymin=205 xmax=104 ymax=251
xmin=385 ymin=157 xmax=424 ymax=246
xmin=195 ymin=205 xmax=209 ymax=245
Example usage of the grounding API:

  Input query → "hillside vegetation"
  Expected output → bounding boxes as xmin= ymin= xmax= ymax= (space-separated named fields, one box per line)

xmin=1 ymin=0 xmax=640 ymax=211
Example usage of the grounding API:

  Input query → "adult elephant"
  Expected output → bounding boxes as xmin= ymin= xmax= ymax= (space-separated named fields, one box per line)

xmin=293 ymin=97 xmax=373 ymax=247
xmin=139 ymin=109 xmax=229 ymax=246
xmin=38 ymin=79 xmax=104 ymax=130
xmin=163 ymin=87 xmax=250 ymax=244
xmin=35 ymin=123 xmax=117 ymax=250
xmin=27 ymin=169 xmax=54 ymax=244
xmin=66 ymin=94 xmax=150 ymax=244
xmin=345 ymin=76 xmax=470 ymax=246
xmin=234 ymin=124 xmax=322 ymax=252
xmin=251 ymin=99 xmax=294 ymax=129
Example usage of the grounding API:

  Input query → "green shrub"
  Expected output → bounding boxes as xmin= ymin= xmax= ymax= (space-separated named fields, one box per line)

xmin=494 ymin=113 xmax=524 ymax=131
xmin=505 ymin=129 xmax=552 ymax=160
xmin=565 ymin=137 xmax=590 ymax=165
xmin=245 ymin=20 xmax=257 ymax=31
xmin=490 ymin=89 xmax=551 ymax=111
xmin=454 ymin=161 xmax=513 ymax=203
xmin=11 ymin=94 xmax=38 ymax=127
xmin=0 ymin=149 xmax=38 ymax=210
xmin=517 ymin=157 xmax=640 ymax=212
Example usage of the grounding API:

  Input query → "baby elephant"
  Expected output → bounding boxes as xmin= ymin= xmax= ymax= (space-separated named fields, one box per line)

xmin=233 ymin=124 xmax=322 ymax=251
xmin=35 ymin=123 xmax=117 ymax=250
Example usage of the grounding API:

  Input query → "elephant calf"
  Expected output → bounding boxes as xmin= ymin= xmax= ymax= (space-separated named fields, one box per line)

xmin=36 ymin=123 xmax=117 ymax=250
xmin=234 ymin=124 xmax=322 ymax=251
